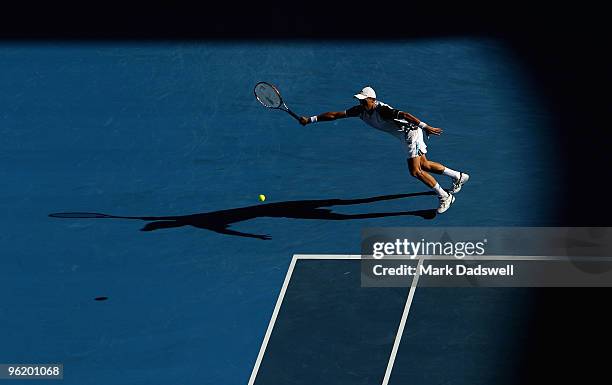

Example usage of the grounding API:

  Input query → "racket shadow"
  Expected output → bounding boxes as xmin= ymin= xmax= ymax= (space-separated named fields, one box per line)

xmin=49 ymin=192 xmax=437 ymax=240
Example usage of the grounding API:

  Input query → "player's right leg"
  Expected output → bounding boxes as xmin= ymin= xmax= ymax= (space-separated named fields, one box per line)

xmin=448 ymin=171 xmax=470 ymax=194
xmin=420 ymin=154 xmax=470 ymax=194
xmin=407 ymin=156 xmax=454 ymax=214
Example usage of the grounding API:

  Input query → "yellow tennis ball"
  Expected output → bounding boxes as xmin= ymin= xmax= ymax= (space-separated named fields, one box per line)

xmin=258 ymin=194 xmax=266 ymax=202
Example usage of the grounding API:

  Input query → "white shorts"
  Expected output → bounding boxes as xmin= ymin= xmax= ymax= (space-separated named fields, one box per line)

xmin=404 ymin=127 xmax=427 ymax=158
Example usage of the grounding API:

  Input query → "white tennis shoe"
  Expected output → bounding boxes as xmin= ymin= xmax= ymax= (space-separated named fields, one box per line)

xmin=437 ymin=193 xmax=455 ymax=214
xmin=450 ymin=172 xmax=470 ymax=194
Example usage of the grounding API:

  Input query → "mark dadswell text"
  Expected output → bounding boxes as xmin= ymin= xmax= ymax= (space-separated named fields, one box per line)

xmin=372 ymin=264 xmax=515 ymax=277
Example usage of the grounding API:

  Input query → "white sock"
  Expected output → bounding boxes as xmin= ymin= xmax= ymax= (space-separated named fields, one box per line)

xmin=432 ymin=183 xmax=449 ymax=198
xmin=442 ymin=167 xmax=461 ymax=180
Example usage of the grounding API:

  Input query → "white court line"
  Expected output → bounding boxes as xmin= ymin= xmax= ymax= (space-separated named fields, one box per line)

xmin=247 ymin=255 xmax=298 ymax=385
xmin=381 ymin=257 xmax=423 ymax=385
xmin=293 ymin=254 xmax=362 ymax=260
xmin=294 ymin=254 xmax=608 ymax=261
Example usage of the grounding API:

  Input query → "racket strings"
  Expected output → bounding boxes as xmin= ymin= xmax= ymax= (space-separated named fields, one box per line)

xmin=254 ymin=83 xmax=282 ymax=108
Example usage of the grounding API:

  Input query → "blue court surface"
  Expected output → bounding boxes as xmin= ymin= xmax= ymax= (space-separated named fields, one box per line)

xmin=1 ymin=40 xmax=560 ymax=384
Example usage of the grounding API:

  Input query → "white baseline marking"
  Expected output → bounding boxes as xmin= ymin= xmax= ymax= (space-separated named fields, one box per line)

xmin=294 ymin=254 xmax=600 ymax=261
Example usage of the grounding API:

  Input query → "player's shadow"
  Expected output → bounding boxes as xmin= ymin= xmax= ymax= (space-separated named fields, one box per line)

xmin=49 ymin=192 xmax=436 ymax=240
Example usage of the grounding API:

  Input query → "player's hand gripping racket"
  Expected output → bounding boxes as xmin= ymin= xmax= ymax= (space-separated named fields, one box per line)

xmin=254 ymin=82 xmax=301 ymax=121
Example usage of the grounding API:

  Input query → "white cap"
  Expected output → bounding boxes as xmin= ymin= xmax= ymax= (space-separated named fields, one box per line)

xmin=353 ymin=86 xmax=376 ymax=100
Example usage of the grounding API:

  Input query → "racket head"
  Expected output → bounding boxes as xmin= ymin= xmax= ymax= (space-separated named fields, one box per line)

xmin=254 ymin=82 xmax=283 ymax=108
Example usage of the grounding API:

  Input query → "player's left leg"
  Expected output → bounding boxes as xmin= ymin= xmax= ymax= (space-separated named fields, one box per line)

xmin=420 ymin=154 xmax=469 ymax=194
xmin=407 ymin=156 xmax=454 ymax=214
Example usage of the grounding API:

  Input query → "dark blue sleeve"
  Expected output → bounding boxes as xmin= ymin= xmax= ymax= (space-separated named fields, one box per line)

xmin=378 ymin=104 xmax=401 ymax=120
xmin=345 ymin=105 xmax=363 ymax=117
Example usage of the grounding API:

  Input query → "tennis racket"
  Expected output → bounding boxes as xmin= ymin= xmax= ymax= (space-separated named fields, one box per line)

xmin=254 ymin=81 xmax=301 ymax=122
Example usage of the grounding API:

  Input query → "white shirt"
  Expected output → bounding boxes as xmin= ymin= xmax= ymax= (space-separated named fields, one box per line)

xmin=345 ymin=100 xmax=420 ymax=143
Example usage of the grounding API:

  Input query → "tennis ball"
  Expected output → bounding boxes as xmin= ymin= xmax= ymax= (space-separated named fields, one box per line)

xmin=258 ymin=194 xmax=266 ymax=202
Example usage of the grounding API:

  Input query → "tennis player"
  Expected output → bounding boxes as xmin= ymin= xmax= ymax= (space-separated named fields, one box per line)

xmin=299 ymin=86 xmax=469 ymax=214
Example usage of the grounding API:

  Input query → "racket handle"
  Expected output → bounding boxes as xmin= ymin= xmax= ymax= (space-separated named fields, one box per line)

xmin=286 ymin=109 xmax=301 ymax=121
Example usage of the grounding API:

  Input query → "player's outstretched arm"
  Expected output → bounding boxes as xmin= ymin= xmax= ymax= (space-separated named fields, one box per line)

xmin=299 ymin=111 xmax=347 ymax=126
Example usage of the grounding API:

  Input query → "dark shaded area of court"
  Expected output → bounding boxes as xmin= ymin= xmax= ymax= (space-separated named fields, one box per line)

xmin=252 ymin=260 xmax=537 ymax=385
xmin=254 ymin=260 xmax=410 ymax=385
xmin=390 ymin=287 xmax=534 ymax=385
